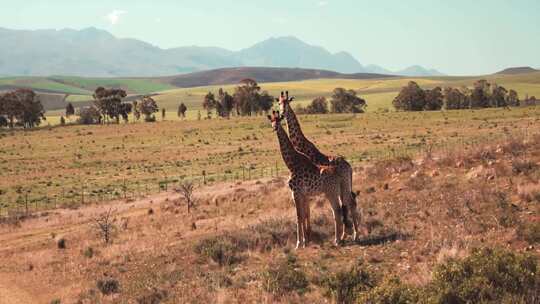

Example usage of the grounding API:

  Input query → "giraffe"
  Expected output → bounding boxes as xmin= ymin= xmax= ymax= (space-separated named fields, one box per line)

xmin=267 ymin=111 xmax=344 ymax=248
xmin=278 ymin=91 xmax=363 ymax=241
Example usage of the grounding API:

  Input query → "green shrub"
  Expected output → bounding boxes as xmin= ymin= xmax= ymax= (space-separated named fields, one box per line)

xmin=320 ymin=262 xmax=376 ymax=304
xmin=357 ymin=277 xmax=419 ymax=304
xmin=262 ymin=254 xmax=309 ymax=296
xmin=427 ymin=247 xmax=539 ymax=303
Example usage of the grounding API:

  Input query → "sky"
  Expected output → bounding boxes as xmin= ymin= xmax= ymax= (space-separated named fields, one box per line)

xmin=1 ymin=0 xmax=539 ymax=75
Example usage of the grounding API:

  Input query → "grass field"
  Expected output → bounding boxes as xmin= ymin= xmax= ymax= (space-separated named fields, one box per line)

xmin=2 ymin=105 xmax=539 ymax=212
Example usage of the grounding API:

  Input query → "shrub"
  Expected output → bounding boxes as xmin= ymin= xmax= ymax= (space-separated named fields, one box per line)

xmin=57 ymin=237 xmax=66 ymax=249
xmin=517 ymin=221 xmax=540 ymax=244
xmin=518 ymin=183 xmax=540 ymax=202
xmin=427 ymin=247 xmax=539 ymax=303
xmin=262 ymin=254 xmax=309 ymax=296
xmin=512 ymin=159 xmax=538 ymax=175
xmin=76 ymin=106 xmax=101 ymax=125
xmin=83 ymin=246 xmax=94 ymax=258
xmin=136 ymin=288 xmax=168 ymax=304
xmin=194 ymin=237 xmax=243 ymax=266
xmin=357 ymin=277 xmax=419 ymax=304
xmin=97 ymin=278 xmax=120 ymax=295
xmin=321 ymin=262 xmax=376 ymax=304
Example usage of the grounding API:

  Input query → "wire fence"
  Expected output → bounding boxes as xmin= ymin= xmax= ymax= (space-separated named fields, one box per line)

xmin=0 ymin=128 xmax=534 ymax=219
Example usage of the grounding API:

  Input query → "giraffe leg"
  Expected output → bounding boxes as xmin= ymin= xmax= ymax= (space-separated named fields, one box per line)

xmin=340 ymin=161 xmax=361 ymax=241
xmin=292 ymin=191 xmax=305 ymax=249
xmin=303 ymin=198 xmax=311 ymax=246
xmin=326 ymin=190 xmax=344 ymax=246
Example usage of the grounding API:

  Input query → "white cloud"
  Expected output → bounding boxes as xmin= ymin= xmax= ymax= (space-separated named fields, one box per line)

xmin=105 ymin=10 xmax=127 ymax=25
xmin=318 ymin=1 xmax=328 ymax=6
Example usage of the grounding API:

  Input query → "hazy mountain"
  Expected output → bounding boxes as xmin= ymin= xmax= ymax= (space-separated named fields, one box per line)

xmin=395 ymin=65 xmax=445 ymax=77
xmin=0 ymin=27 xmax=443 ymax=77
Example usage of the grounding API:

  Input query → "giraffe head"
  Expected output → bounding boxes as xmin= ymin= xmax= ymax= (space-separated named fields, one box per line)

xmin=267 ymin=110 xmax=285 ymax=131
xmin=276 ymin=91 xmax=295 ymax=115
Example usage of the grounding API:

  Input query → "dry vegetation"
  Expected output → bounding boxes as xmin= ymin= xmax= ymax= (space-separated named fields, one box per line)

xmin=0 ymin=130 xmax=539 ymax=303
xmin=1 ymin=106 xmax=539 ymax=213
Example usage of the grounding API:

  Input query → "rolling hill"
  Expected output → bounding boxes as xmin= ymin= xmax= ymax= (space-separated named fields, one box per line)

xmin=0 ymin=27 xmax=443 ymax=77
xmin=495 ymin=66 xmax=539 ymax=75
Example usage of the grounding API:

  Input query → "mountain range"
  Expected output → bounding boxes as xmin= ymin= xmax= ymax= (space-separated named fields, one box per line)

xmin=0 ymin=27 xmax=444 ymax=77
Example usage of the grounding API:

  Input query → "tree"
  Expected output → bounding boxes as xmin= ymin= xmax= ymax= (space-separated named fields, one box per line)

xmin=65 ymin=102 xmax=75 ymax=118
xmin=217 ymin=88 xmax=234 ymax=118
xmin=175 ymin=181 xmax=196 ymax=214
xmin=392 ymin=81 xmax=426 ymax=111
xmin=506 ymin=89 xmax=519 ymax=107
xmin=119 ymin=103 xmax=132 ymax=123
xmin=330 ymin=88 xmax=367 ymax=113
xmin=202 ymin=92 xmax=216 ymax=118
xmin=470 ymin=80 xmax=491 ymax=108
xmin=444 ymin=87 xmax=468 ymax=110
xmin=257 ymin=91 xmax=274 ymax=114
xmin=490 ymin=84 xmax=508 ymax=108
xmin=137 ymin=96 xmax=159 ymax=122
xmin=424 ymin=87 xmax=443 ymax=111
xmin=77 ymin=106 xmax=102 ymax=125
xmin=306 ymin=97 xmax=329 ymax=114
xmin=233 ymin=79 xmax=261 ymax=116
xmin=132 ymin=100 xmax=141 ymax=121
xmin=92 ymin=87 xmax=128 ymax=123
xmin=178 ymin=102 xmax=187 ymax=118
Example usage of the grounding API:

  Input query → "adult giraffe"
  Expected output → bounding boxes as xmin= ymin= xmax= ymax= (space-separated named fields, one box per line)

xmin=278 ymin=91 xmax=362 ymax=241
xmin=267 ymin=111 xmax=344 ymax=248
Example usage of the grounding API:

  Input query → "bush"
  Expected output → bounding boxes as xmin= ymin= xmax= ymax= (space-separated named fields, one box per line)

xmin=262 ymin=254 xmax=309 ymax=296
xmin=136 ymin=288 xmax=168 ymax=304
xmin=321 ymin=262 xmax=376 ymax=304
xmin=76 ymin=106 xmax=101 ymax=125
xmin=517 ymin=221 xmax=540 ymax=244
xmin=194 ymin=237 xmax=243 ymax=266
xmin=97 ymin=278 xmax=120 ymax=295
xmin=357 ymin=277 xmax=419 ymax=304
xmin=427 ymin=247 xmax=539 ymax=303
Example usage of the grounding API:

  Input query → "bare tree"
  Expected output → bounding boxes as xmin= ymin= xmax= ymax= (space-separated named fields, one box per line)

xmin=93 ymin=208 xmax=116 ymax=244
xmin=175 ymin=181 xmax=196 ymax=213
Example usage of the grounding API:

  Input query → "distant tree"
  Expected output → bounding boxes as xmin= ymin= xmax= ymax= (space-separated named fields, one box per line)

xmin=119 ymin=103 xmax=132 ymax=123
xmin=77 ymin=106 xmax=102 ymax=125
xmin=470 ymin=80 xmax=491 ymax=108
xmin=444 ymin=87 xmax=468 ymax=110
xmin=490 ymin=84 xmax=508 ymax=108
xmin=233 ymin=79 xmax=261 ymax=116
xmin=217 ymin=88 xmax=234 ymax=118
xmin=257 ymin=91 xmax=274 ymax=114
xmin=178 ymin=102 xmax=187 ymax=119
xmin=132 ymin=100 xmax=141 ymax=121
xmin=330 ymin=88 xmax=367 ymax=113
xmin=60 ymin=116 xmax=66 ymax=125
xmin=202 ymin=92 xmax=216 ymax=118
xmin=65 ymin=102 xmax=75 ymax=118
xmin=137 ymin=96 xmax=159 ymax=122
xmin=424 ymin=87 xmax=444 ymax=110
xmin=392 ymin=81 xmax=426 ymax=111
xmin=0 ymin=116 xmax=7 ymax=128
xmin=506 ymin=89 xmax=519 ymax=107
xmin=306 ymin=97 xmax=329 ymax=114
xmin=92 ymin=87 xmax=128 ymax=123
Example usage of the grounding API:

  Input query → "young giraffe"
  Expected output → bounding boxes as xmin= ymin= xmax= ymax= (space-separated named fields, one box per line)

xmin=267 ymin=111 xmax=344 ymax=248
xmin=278 ymin=91 xmax=363 ymax=241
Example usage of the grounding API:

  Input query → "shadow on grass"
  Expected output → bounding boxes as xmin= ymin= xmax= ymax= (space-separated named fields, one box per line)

xmin=351 ymin=232 xmax=409 ymax=247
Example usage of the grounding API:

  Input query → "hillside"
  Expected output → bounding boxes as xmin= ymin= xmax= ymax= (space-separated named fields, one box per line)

xmin=0 ymin=27 xmax=443 ymax=77
xmin=496 ymin=66 xmax=539 ymax=75
xmin=0 ymin=109 xmax=539 ymax=303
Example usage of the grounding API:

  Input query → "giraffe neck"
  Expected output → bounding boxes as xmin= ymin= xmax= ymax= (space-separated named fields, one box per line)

xmin=275 ymin=123 xmax=307 ymax=173
xmin=283 ymin=102 xmax=330 ymax=165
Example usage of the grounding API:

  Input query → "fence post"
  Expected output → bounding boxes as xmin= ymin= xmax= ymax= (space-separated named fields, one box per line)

xmin=25 ymin=192 xmax=29 ymax=215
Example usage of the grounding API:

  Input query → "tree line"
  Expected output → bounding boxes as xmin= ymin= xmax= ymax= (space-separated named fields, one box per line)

xmin=296 ymin=88 xmax=367 ymax=114
xmin=392 ymin=80 xmax=535 ymax=111
xmin=201 ymin=79 xmax=274 ymax=118
xmin=0 ymin=89 xmax=45 ymax=128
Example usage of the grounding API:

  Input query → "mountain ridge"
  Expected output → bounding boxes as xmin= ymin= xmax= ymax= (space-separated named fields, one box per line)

xmin=0 ymin=27 xmax=444 ymax=77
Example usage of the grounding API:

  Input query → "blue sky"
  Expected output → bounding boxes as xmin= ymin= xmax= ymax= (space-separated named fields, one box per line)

xmin=2 ymin=0 xmax=539 ymax=75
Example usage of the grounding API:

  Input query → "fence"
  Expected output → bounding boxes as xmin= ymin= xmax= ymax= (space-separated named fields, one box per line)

xmin=0 ymin=128 xmax=534 ymax=219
